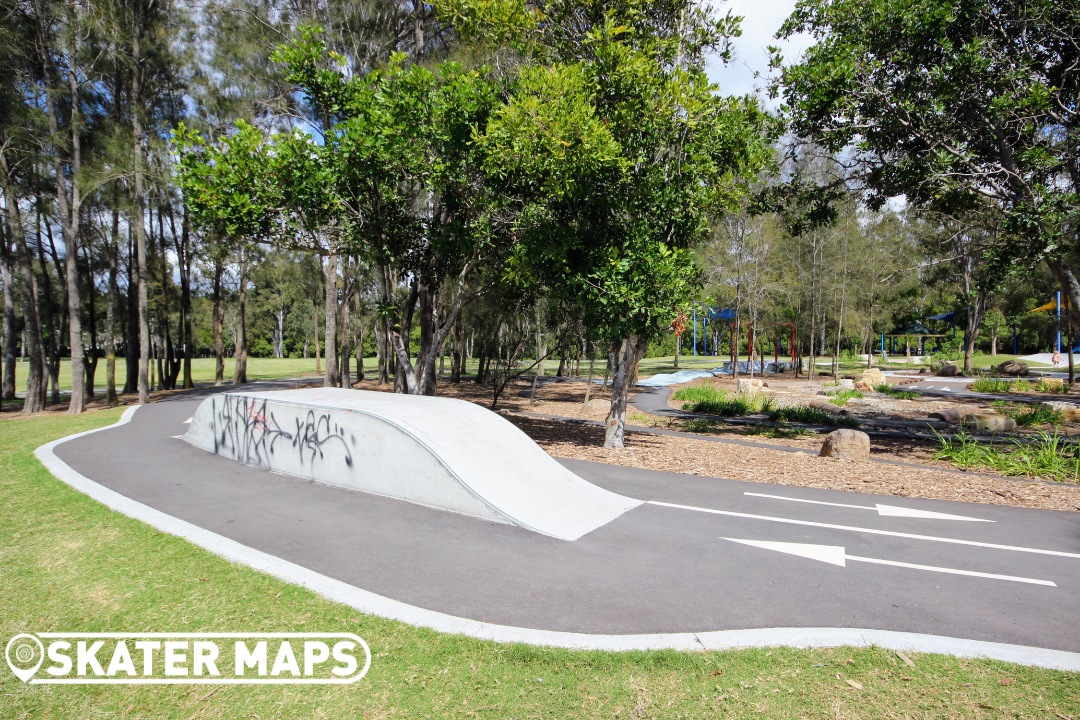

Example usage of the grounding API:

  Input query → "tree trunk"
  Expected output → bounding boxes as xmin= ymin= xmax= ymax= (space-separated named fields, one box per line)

xmin=104 ymin=196 xmax=120 ymax=405
xmin=32 ymin=0 xmax=84 ymax=413
xmin=2 ymin=168 xmax=46 ymax=413
xmin=179 ymin=210 xmax=194 ymax=389
xmin=603 ymin=334 xmax=648 ymax=449
xmin=212 ymin=259 xmax=224 ymax=385
xmin=450 ymin=318 xmax=463 ymax=383
xmin=323 ymin=252 xmax=338 ymax=386
xmin=313 ymin=300 xmax=321 ymax=375
xmin=340 ymin=276 xmax=351 ymax=388
xmin=232 ymin=247 xmax=248 ymax=384
xmin=0 ymin=203 xmax=15 ymax=403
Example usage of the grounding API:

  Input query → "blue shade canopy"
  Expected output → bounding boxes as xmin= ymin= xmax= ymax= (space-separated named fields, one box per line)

xmin=926 ymin=311 xmax=956 ymax=322
xmin=702 ymin=306 xmax=735 ymax=320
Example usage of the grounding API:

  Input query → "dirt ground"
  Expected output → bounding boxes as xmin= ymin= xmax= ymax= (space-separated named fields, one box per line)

xmin=427 ymin=375 xmax=1080 ymax=513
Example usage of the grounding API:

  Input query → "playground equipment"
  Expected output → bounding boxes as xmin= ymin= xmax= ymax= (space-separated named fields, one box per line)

xmin=691 ymin=306 xmax=797 ymax=369
xmin=183 ymin=388 xmax=641 ymax=541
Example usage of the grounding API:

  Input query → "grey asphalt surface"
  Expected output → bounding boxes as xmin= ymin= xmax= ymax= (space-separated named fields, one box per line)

xmin=53 ymin=385 xmax=1080 ymax=652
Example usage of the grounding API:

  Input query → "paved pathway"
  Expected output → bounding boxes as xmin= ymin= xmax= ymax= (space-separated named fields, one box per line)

xmin=43 ymin=385 xmax=1080 ymax=659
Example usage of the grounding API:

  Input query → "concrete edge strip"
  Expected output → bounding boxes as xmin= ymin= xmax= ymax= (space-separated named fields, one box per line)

xmin=31 ymin=406 xmax=1080 ymax=672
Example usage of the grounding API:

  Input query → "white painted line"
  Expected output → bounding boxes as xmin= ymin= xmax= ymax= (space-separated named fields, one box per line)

xmin=29 ymin=408 xmax=1080 ymax=669
xmin=744 ymin=492 xmax=993 ymax=522
xmin=649 ymin=501 xmax=1080 ymax=559
xmin=721 ymin=538 xmax=1056 ymax=586
xmin=184 ymin=417 xmax=193 ymax=424
xmin=847 ymin=555 xmax=1055 ymax=586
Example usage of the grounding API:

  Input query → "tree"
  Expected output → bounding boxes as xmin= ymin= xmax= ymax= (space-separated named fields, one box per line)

xmin=175 ymin=121 xmax=282 ymax=386
xmin=458 ymin=0 xmax=774 ymax=447
xmin=777 ymin=0 xmax=1080 ymax=333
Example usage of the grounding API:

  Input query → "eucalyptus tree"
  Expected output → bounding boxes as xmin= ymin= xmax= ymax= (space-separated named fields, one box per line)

xmin=777 ymin=0 xmax=1080 ymax=332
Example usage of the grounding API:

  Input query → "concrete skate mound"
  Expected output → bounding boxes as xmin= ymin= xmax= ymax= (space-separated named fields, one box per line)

xmin=183 ymin=388 xmax=641 ymax=540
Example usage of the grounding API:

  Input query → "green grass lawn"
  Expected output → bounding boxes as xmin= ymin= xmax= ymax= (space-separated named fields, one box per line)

xmin=1 ymin=411 xmax=1078 ymax=717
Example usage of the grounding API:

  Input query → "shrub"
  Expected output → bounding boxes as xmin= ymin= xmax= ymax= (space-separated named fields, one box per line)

xmin=875 ymin=384 xmax=919 ymax=400
xmin=769 ymin=405 xmax=860 ymax=428
xmin=829 ymin=389 xmax=863 ymax=406
xmin=935 ymin=430 xmax=1080 ymax=482
xmin=674 ymin=385 xmax=774 ymax=416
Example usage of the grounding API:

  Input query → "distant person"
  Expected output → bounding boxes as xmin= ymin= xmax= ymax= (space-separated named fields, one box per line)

xmin=1052 ymin=350 xmax=1062 ymax=367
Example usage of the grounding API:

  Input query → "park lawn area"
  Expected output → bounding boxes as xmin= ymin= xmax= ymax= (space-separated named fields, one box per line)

xmin=2 ymin=412 xmax=1079 ymax=719
xmin=31 ymin=357 xmax=330 ymax=392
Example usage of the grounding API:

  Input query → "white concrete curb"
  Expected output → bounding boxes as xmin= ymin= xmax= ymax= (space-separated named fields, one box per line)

xmin=32 ymin=406 xmax=1080 ymax=671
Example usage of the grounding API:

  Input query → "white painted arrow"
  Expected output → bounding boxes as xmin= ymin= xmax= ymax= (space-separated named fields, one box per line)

xmin=720 ymin=538 xmax=1055 ymax=586
xmin=184 ymin=417 xmax=193 ymax=424
xmin=744 ymin=493 xmax=993 ymax=522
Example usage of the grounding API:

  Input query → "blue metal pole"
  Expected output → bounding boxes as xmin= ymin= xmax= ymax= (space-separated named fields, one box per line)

xmin=703 ymin=318 xmax=708 ymax=356
xmin=692 ymin=307 xmax=697 ymax=356
xmin=880 ymin=331 xmax=885 ymax=358
xmin=1057 ymin=291 xmax=1062 ymax=353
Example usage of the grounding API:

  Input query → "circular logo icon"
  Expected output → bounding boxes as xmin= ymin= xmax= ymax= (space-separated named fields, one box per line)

xmin=5 ymin=634 xmax=44 ymax=682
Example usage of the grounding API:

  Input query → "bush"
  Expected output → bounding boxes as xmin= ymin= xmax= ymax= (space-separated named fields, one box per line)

xmin=769 ymin=405 xmax=860 ymax=428
xmin=935 ymin=430 xmax=1080 ymax=482
xmin=673 ymin=385 xmax=774 ymax=416
xmin=829 ymin=389 xmax=863 ymax=406
xmin=875 ymin=384 xmax=919 ymax=400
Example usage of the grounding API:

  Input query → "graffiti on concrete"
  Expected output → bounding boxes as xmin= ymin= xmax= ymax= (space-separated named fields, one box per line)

xmin=210 ymin=394 xmax=354 ymax=468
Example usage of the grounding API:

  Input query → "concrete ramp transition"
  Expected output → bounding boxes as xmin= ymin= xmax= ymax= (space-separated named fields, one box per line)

xmin=183 ymin=388 xmax=641 ymax=540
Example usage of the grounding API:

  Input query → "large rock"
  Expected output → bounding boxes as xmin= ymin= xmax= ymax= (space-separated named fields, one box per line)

xmin=960 ymin=412 xmax=1017 ymax=433
xmin=854 ymin=380 xmax=875 ymax=393
xmin=855 ymin=367 xmax=885 ymax=388
xmin=819 ymin=429 xmax=871 ymax=461
xmin=1041 ymin=401 xmax=1080 ymax=423
xmin=737 ymin=378 xmax=764 ymax=394
xmin=837 ymin=378 xmax=856 ymax=390
xmin=998 ymin=360 xmax=1029 ymax=376
xmin=928 ymin=404 xmax=983 ymax=423
xmin=936 ymin=363 xmax=960 ymax=377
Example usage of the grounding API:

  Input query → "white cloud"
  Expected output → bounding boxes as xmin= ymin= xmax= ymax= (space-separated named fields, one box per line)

xmin=705 ymin=0 xmax=813 ymax=100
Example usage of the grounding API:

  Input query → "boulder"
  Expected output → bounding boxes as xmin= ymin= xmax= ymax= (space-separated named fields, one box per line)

xmin=960 ymin=412 xmax=1017 ymax=433
xmin=854 ymin=380 xmax=875 ymax=393
xmin=819 ymin=429 xmax=871 ymax=461
xmin=855 ymin=367 xmax=885 ymax=387
xmin=928 ymin=404 xmax=983 ymax=423
xmin=1040 ymin=401 xmax=1080 ymax=423
xmin=737 ymin=378 xmax=764 ymax=394
xmin=998 ymin=360 xmax=1029 ymax=376
xmin=838 ymin=378 xmax=856 ymax=390
xmin=936 ymin=363 xmax=960 ymax=377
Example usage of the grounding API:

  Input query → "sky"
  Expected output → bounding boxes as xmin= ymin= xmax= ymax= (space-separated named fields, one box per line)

xmin=705 ymin=0 xmax=811 ymax=99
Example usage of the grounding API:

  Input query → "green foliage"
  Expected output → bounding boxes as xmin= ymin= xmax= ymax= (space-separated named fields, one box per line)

xmin=990 ymin=402 xmax=1064 ymax=427
xmin=875 ymin=384 xmax=919 ymax=400
xmin=971 ymin=377 xmax=1069 ymax=395
xmin=828 ymin=389 xmax=863 ymax=407
xmin=777 ymin=0 xmax=1080 ymax=275
xmin=673 ymin=385 xmax=774 ymax=416
xmin=462 ymin=0 xmax=775 ymax=347
xmin=769 ymin=406 xmax=860 ymax=428
xmin=935 ymin=430 xmax=1080 ymax=482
